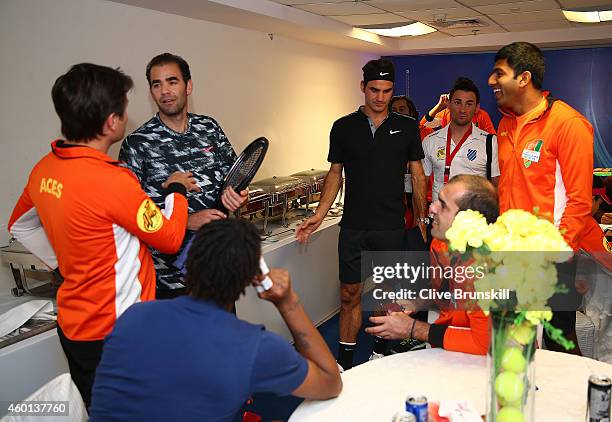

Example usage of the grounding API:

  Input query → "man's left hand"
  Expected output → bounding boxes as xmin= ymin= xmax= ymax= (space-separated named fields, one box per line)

xmin=365 ymin=312 xmax=412 ymax=340
xmin=221 ymin=187 xmax=248 ymax=212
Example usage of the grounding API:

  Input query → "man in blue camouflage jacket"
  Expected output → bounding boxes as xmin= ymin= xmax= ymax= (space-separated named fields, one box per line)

xmin=120 ymin=53 xmax=247 ymax=298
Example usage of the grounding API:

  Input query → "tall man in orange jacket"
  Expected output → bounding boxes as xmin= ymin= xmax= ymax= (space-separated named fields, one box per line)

xmin=488 ymin=42 xmax=608 ymax=353
xmin=8 ymin=64 xmax=196 ymax=407
xmin=366 ymin=175 xmax=497 ymax=355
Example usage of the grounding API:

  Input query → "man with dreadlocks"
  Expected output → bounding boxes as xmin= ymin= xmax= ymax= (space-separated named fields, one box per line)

xmin=90 ymin=219 xmax=341 ymax=421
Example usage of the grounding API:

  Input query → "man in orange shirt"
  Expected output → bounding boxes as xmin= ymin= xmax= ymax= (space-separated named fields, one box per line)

xmin=366 ymin=175 xmax=497 ymax=355
xmin=8 ymin=64 xmax=196 ymax=406
xmin=489 ymin=41 xmax=608 ymax=353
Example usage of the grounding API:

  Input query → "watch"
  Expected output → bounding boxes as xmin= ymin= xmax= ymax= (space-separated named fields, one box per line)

xmin=425 ymin=113 xmax=434 ymax=122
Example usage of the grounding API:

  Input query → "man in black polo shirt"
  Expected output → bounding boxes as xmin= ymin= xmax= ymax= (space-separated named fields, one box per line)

xmin=296 ymin=59 xmax=427 ymax=370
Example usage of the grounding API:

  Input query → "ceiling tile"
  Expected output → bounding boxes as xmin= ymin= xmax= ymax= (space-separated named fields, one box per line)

xmin=458 ymin=0 xmax=519 ymax=6
xmin=503 ymin=20 xmax=573 ymax=31
xmin=489 ymin=9 xmax=566 ymax=24
xmin=416 ymin=31 xmax=453 ymax=39
xmin=364 ymin=0 xmax=462 ymax=12
xmin=558 ymin=0 xmax=612 ymax=8
xmin=397 ymin=7 xmax=481 ymax=21
xmin=442 ymin=24 xmax=506 ymax=35
xmin=473 ymin=0 xmax=560 ymax=15
xmin=269 ymin=0 xmax=351 ymax=4
xmin=294 ymin=2 xmax=383 ymax=16
xmin=330 ymin=13 xmax=407 ymax=25
xmin=436 ymin=15 xmax=505 ymax=34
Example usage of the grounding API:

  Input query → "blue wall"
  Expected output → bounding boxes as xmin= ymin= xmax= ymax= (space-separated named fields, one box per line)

xmin=385 ymin=47 xmax=612 ymax=167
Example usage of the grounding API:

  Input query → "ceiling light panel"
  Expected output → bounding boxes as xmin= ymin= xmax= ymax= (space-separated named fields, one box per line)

xmin=562 ymin=10 xmax=601 ymax=22
xmin=360 ymin=22 xmax=437 ymax=36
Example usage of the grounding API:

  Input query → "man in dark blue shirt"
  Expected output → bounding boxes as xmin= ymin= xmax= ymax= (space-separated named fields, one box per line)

xmin=90 ymin=219 xmax=342 ymax=421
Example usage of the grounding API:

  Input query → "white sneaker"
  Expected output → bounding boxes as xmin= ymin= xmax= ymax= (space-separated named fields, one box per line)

xmin=368 ymin=351 xmax=384 ymax=361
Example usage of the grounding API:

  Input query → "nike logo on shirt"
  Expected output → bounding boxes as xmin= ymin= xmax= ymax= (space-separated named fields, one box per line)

xmin=390 ymin=130 xmax=401 ymax=134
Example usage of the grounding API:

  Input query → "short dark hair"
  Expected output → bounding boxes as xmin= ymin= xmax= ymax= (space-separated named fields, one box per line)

xmin=390 ymin=95 xmax=419 ymax=119
xmin=449 ymin=175 xmax=499 ymax=224
xmin=449 ymin=77 xmax=480 ymax=104
xmin=51 ymin=63 xmax=133 ymax=142
xmin=494 ymin=42 xmax=545 ymax=90
xmin=146 ymin=53 xmax=191 ymax=86
xmin=362 ymin=59 xmax=395 ymax=86
xmin=186 ymin=219 xmax=261 ymax=307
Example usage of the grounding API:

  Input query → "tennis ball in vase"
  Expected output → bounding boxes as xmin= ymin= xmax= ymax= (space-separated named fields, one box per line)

xmin=510 ymin=323 xmax=535 ymax=345
xmin=501 ymin=347 xmax=527 ymax=373
xmin=496 ymin=406 xmax=524 ymax=422
xmin=498 ymin=395 xmax=522 ymax=408
xmin=495 ymin=372 xmax=524 ymax=402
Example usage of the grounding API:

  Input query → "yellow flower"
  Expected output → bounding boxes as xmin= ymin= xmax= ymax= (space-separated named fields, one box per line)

xmin=525 ymin=310 xmax=553 ymax=325
xmin=515 ymin=264 xmax=558 ymax=306
xmin=446 ymin=210 xmax=490 ymax=253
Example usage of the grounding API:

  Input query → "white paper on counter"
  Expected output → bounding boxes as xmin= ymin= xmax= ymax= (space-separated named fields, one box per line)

xmin=438 ymin=400 xmax=482 ymax=422
xmin=0 ymin=299 xmax=55 ymax=338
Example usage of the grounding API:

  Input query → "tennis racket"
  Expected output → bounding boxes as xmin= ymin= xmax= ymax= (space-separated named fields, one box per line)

xmin=216 ymin=137 xmax=269 ymax=212
xmin=173 ymin=137 xmax=269 ymax=273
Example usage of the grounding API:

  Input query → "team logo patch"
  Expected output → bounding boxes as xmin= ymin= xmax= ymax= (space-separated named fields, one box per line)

xmin=137 ymin=199 xmax=163 ymax=233
xmin=523 ymin=139 xmax=544 ymax=168
xmin=605 ymin=237 xmax=612 ymax=253
xmin=467 ymin=149 xmax=477 ymax=161
xmin=436 ymin=146 xmax=445 ymax=160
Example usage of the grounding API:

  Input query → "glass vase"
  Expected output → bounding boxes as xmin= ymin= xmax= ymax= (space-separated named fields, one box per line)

xmin=486 ymin=311 xmax=536 ymax=422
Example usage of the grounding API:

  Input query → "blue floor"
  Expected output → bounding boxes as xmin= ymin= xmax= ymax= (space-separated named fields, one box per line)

xmin=247 ymin=311 xmax=388 ymax=421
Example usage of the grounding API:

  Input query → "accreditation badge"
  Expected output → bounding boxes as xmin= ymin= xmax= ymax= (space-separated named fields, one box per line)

xmin=522 ymin=139 xmax=543 ymax=168
xmin=137 ymin=198 xmax=163 ymax=233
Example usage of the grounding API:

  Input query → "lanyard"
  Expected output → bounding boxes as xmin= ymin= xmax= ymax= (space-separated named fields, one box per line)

xmin=444 ymin=126 xmax=472 ymax=184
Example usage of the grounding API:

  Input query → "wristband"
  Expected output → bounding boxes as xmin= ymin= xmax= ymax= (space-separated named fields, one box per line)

xmin=425 ymin=113 xmax=434 ymax=122
xmin=409 ymin=318 xmax=417 ymax=339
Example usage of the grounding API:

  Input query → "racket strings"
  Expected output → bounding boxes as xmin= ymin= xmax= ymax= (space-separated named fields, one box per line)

xmin=226 ymin=145 xmax=265 ymax=188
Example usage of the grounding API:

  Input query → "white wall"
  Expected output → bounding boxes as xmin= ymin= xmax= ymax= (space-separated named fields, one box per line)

xmin=0 ymin=0 xmax=374 ymax=293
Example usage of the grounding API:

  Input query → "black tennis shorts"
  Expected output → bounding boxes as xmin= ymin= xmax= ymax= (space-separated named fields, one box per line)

xmin=338 ymin=227 xmax=405 ymax=284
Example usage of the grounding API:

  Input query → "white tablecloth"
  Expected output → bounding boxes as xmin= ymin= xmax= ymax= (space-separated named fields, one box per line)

xmin=290 ymin=348 xmax=612 ymax=421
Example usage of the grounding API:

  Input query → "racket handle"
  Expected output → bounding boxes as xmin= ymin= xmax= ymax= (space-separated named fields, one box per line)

xmin=256 ymin=257 xmax=273 ymax=293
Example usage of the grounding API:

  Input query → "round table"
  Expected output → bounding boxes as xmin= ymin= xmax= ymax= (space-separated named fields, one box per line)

xmin=289 ymin=349 xmax=612 ymax=421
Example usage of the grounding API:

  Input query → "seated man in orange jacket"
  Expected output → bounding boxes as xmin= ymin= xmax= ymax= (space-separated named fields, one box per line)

xmin=366 ymin=175 xmax=498 ymax=355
